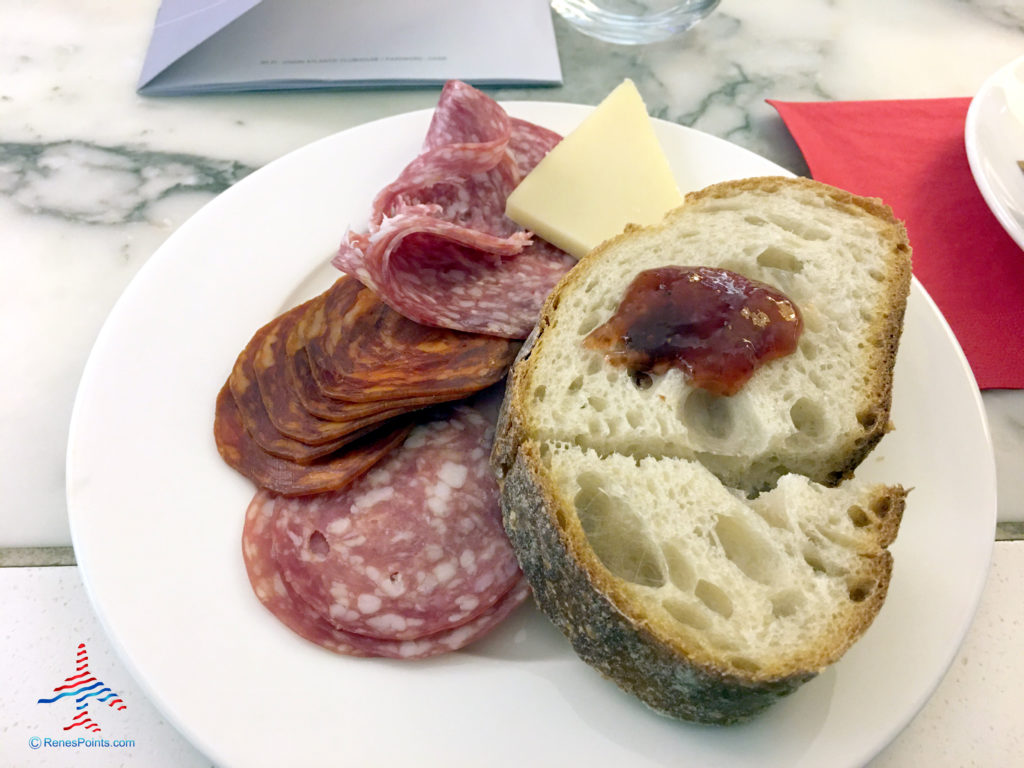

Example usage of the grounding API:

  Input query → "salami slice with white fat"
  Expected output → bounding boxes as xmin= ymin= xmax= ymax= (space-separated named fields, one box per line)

xmin=332 ymin=80 xmax=575 ymax=339
xmin=336 ymin=214 xmax=572 ymax=338
xmin=355 ymin=576 xmax=529 ymax=660
xmin=242 ymin=489 xmax=372 ymax=656
xmin=508 ymin=117 xmax=564 ymax=173
xmin=370 ymin=78 xmax=518 ymax=231
xmin=243 ymin=488 xmax=529 ymax=660
xmin=272 ymin=404 xmax=521 ymax=642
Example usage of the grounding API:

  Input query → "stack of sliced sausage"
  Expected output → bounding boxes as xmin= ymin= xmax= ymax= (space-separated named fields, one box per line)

xmin=214 ymin=80 xmax=574 ymax=658
xmin=215 ymin=275 xmax=518 ymax=496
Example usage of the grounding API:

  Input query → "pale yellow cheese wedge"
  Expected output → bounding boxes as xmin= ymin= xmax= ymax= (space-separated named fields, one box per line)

xmin=505 ymin=79 xmax=683 ymax=259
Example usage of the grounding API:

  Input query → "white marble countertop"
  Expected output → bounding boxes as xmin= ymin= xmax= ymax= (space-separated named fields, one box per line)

xmin=1 ymin=0 xmax=1022 ymax=765
xmin=3 ymin=0 xmax=1022 ymax=547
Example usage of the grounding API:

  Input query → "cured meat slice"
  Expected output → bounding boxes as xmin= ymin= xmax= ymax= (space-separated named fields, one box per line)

xmin=243 ymin=489 xmax=371 ymax=656
xmin=214 ymin=385 xmax=411 ymax=496
xmin=332 ymin=80 xmax=575 ymax=340
xmin=254 ymin=292 xmax=424 ymax=444
xmin=345 ymin=577 xmax=530 ymax=660
xmin=336 ymin=217 xmax=573 ymax=338
xmin=508 ymin=118 xmax=564 ymax=174
xmin=371 ymin=81 xmax=520 ymax=233
xmin=244 ymin=489 xmax=529 ymax=659
xmin=228 ymin=315 xmax=361 ymax=461
xmin=281 ymin=291 xmax=431 ymax=421
xmin=245 ymin=492 xmax=529 ymax=659
xmin=424 ymin=79 xmax=511 ymax=153
xmin=272 ymin=405 xmax=521 ymax=641
xmin=304 ymin=275 xmax=519 ymax=403
xmin=289 ymin=338 xmax=435 ymax=422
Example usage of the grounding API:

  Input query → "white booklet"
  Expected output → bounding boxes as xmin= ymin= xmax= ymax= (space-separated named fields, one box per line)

xmin=138 ymin=0 xmax=562 ymax=95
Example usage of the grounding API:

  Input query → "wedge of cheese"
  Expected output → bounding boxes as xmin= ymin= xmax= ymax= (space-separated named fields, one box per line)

xmin=505 ymin=79 xmax=683 ymax=259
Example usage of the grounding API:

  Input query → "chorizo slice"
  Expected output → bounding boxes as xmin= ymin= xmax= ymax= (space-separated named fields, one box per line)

xmin=214 ymin=384 xmax=411 ymax=496
xmin=284 ymin=283 xmax=452 ymax=419
xmin=304 ymin=275 xmax=519 ymax=402
xmin=253 ymin=290 xmax=425 ymax=445
xmin=228 ymin=315 xmax=361 ymax=460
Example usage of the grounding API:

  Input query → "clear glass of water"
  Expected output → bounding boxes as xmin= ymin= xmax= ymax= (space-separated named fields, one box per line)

xmin=551 ymin=0 xmax=720 ymax=45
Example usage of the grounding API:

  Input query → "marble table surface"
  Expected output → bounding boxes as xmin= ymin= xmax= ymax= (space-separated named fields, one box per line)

xmin=3 ymin=0 xmax=1022 ymax=548
xmin=1 ymin=0 xmax=1022 ymax=765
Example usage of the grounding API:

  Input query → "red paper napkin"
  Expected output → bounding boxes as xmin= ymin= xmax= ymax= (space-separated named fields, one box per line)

xmin=769 ymin=97 xmax=1024 ymax=390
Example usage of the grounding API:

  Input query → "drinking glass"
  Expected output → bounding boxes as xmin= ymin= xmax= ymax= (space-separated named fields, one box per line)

xmin=551 ymin=0 xmax=720 ymax=45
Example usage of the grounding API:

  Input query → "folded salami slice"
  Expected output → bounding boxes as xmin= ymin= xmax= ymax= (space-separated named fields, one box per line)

xmin=272 ymin=404 xmax=521 ymax=642
xmin=508 ymin=117 xmax=564 ymax=173
xmin=304 ymin=275 xmax=519 ymax=403
xmin=244 ymin=489 xmax=529 ymax=660
xmin=332 ymin=80 xmax=575 ymax=340
xmin=214 ymin=385 xmax=411 ymax=496
xmin=371 ymin=81 xmax=520 ymax=234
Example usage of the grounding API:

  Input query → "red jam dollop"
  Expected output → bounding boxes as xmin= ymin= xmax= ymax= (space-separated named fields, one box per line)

xmin=583 ymin=266 xmax=803 ymax=396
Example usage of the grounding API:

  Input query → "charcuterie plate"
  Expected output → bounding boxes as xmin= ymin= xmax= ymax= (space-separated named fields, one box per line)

xmin=67 ymin=101 xmax=996 ymax=768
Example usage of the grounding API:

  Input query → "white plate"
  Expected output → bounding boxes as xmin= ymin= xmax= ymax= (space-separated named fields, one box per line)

xmin=966 ymin=53 xmax=1024 ymax=251
xmin=67 ymin=103 xmax=996 ymax=768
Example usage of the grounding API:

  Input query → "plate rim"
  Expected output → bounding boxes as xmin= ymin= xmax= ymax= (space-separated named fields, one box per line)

xmin=965 ymin=52 xmax=1024 ymax=252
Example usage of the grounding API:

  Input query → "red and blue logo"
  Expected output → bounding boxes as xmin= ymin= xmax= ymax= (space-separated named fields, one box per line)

xmin=37 ymin=642 xmax=126 ymax=732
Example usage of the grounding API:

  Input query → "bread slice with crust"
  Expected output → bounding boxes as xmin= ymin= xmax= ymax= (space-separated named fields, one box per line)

xmin=494 ymin=176 xmax=911 ymax=493
xmin=492 ymin=176 xmax=912 ymax=723
xmin=501 ymin=441 xmax=906 ymax=723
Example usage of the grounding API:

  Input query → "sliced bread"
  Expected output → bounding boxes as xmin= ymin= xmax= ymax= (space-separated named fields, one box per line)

xmin=494 ymin=176 xmax=912 ymax=493
xmin=492 ymin=176 xmax=912 ymax=723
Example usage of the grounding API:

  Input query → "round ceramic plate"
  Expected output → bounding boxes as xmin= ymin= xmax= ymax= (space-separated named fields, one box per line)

xmin=966 ymin=53 xmax=1024 ymax=251
xmin=67 ymin=102 xmax=996 ymax=768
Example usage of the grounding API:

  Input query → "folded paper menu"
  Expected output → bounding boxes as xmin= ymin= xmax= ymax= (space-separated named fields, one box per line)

xmin=138 ymin=0 xmax=562 ymax=96
xmin=770 ymin=97 xmax=1024 ymax=390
